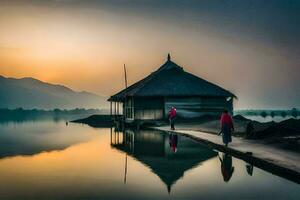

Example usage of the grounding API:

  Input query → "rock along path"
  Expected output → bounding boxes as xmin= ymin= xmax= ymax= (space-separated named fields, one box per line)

xmin=151 ymin=125 xmax=300 ymax=184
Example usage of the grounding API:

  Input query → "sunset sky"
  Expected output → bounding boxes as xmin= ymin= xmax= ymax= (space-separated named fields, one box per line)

xmin=0 ymin=0 xmax=299 ymax=109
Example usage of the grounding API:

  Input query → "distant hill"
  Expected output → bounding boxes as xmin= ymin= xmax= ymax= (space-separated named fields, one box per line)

xmin=0 ymin=75 xmax=108 ymax=109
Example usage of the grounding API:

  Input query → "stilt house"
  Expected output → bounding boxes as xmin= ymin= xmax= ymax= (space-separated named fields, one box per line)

xmin=108 ymin=54 xmax=236 ymax=123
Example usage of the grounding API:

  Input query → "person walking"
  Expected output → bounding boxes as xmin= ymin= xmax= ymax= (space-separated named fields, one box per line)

xmin=220 ymin=110 xmax=234 ymax=146
xmin=168 ymin=107 xmax=177 ymax=130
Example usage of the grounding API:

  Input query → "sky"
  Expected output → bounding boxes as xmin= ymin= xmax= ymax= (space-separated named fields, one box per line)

xmin=0 ymin=0 xmax=299 ymax=109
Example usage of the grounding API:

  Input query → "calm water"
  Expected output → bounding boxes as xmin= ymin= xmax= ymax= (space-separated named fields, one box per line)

xmin=0 ymin=121 xmax=299 ymax=200
xmin=243 ymin=115 xmax=299 ymax=123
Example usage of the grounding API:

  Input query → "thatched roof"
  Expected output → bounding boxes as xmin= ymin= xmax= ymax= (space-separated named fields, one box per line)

xmin=109 ymin=55 xmax=236 ymax=101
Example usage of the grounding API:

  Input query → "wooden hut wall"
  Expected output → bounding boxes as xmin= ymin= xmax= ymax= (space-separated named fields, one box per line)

xmin=134 ymin=97 xmax=164 ymax=120
xmin=164 ymin=97 xmax=232 ymax=118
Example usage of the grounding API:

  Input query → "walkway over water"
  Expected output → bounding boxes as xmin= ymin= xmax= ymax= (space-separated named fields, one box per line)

xmin=151 ymin=125 xmax=300 ymax=183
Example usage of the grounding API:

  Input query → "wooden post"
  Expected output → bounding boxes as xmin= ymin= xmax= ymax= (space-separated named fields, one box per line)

xmin=110 ymin=127 xmax=112 ymax=144
xmin=117 ymin=102 xmax=119 ymax=116
xmin=117 ymin=131 xmax=119 ymax=143
xmin=114 ymin=101 xmax=117 ymax=120
xmin=124 ymin=64 xmax=128 ymax=124
xmin=110 ymin=101 xmax=112 ymax=118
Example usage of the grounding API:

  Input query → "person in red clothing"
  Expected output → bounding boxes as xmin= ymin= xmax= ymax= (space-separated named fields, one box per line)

xmin=168 ymin=107 xmax=177 ymax=130
xmin=220 ymin=110 xmax=234 ymax=146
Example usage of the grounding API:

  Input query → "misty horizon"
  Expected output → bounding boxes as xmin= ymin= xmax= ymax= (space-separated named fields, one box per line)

xmin=0 ymin=0 xmax=300 ymax=109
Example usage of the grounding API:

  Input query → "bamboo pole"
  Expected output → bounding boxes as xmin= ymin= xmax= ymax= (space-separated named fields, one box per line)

xmin=123 ymin=64 xmax=128 ymax=121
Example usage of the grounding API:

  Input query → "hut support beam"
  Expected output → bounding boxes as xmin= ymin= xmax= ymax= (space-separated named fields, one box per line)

xmin=110 ymin=101 xmax=112 ymax=118
xmin=117 ymin=102 xmax=119 ymax=116
xmin=114 ymin=102 xmax=117 ymax=120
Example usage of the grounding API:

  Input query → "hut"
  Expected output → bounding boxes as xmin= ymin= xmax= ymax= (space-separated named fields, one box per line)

xmin=108 ymin=54 xmax=236 ymax=124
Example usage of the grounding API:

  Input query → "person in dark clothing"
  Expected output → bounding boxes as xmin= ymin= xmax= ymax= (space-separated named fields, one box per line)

xmin=219 ymin=152 xmax=235 ymax=182
xmin=168 ymin=107 xmax=177 ymax=130
xmin=246 ymin=121 xmax=255 ymax=139
xmin=220 ymin=110 xmax=234 ymax=146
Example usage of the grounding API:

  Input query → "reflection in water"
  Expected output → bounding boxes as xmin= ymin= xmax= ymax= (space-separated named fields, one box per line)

xmin=111 ymin=129 xmax=218 ymax=193
xmin=0 ymin=122 xmax=299 ymax=200
xmin=169 ymin=134 xmax=178 ymax=153
xmin=219 ymin=153 xmax=235 ymax=182
xmin=246 ymin=163 xmax=254 ymax=176
xmin=0 ymin=121 xmax=95 ymax=158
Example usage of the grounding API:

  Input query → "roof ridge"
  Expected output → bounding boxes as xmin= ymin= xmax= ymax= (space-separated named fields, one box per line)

xmin=156 ymin=60 xmax=183 ymax=72
xmin=129 ymin=60 xmax=184 ymax=95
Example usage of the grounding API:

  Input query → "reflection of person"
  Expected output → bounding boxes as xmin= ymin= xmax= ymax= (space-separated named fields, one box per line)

xmin=246 ymin=163 xmax=254 ymax=176
xmin=220 ymin=110 xmax=234 ymax=146
xmin=168 ymin=107 xmax=177 ymax=130
xmin=169 ymin=134 xmax=178 ymax=153
xmin=219 ymin=153 xmax=235 ymax=182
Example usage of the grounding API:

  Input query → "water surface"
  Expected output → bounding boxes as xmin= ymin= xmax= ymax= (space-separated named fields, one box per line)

xmin=0 ymin=121 xmax=299 ymax=200
xmin=243 ymin=115 xmax=299 ymax=123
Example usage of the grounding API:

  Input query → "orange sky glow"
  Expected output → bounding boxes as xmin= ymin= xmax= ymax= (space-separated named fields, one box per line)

xmin=1 ymin=1 xmax=299 ymax=109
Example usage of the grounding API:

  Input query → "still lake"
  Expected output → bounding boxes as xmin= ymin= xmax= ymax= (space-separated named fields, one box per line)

xmin=0 ymin=120 xmax=299 ymax=200
xmin=243 ymin=115 xmax=300 ymax=123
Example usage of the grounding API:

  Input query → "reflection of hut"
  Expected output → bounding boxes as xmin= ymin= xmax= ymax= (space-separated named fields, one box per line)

xmin=111 ymin=129 xmax=217 ymax=193
xmin=108 ymin=54 xmax=236 ymax=124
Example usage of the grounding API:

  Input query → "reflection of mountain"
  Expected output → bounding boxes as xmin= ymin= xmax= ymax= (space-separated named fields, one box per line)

xmin=0 ymin=75 xmax=108 ymax=109
xmin=0 ymin=122 xmax=94 ymax=159
xmin=0 ymin=137 xmax=69 ymax=159
xmin=111 ymin=129 xmax=217 ymax=193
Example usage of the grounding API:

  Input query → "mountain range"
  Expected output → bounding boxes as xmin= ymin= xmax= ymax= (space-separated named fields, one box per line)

xmin=0 ymin=75 xmax=108 ymax=110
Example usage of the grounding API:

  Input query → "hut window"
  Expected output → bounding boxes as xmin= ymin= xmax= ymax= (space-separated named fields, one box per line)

xmin=125 ymin=98 xmax=134 ymax=119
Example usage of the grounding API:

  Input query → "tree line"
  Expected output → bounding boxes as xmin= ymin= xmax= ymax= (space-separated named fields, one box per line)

xmin=235 ymin=108 xmax=299 ymax=118
xmin=0 ymin=108 xmax=103 ymax=122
